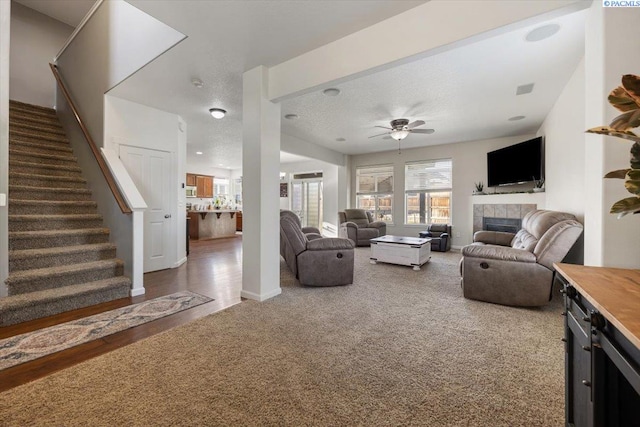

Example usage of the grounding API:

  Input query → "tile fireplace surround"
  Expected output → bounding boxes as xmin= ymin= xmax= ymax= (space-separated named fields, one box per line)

xmin=473 ymin=203 xmax=537 ymax=233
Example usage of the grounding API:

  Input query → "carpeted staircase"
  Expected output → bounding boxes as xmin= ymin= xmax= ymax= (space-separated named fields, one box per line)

xmin=1 ymin=100 xmax=132 ymax=326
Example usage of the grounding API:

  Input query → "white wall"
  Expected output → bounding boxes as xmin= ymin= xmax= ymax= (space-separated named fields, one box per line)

xmin=9 ymin=3 xmax=73 ymax=107
xmin=281 ymin=133 xmax=345 ymax=166
xmin=350 ymin=134 xmax=537 ymax=247
xmin=0 ymin=0 xmax=11 ymax=296
xmin=537 ymin=58 xmax=585 ymax=222
xmin=104 ymin=95 xmax=186 ymax=267
xmin=584 ymin=4 xmax=640 ymax=269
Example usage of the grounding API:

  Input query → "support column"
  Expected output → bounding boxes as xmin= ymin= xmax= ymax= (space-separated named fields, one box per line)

xmin=0 ymin=0 xmax=10 ymax=297
xmin=241 ymin=66 xmax=282 ymax=301
xmin=584 ymin=3 xmax=640 ymax=268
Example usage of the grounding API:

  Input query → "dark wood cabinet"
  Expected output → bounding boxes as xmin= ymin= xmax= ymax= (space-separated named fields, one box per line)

xmin=192 ymin=174 xmax=213 ymax=198
xmin=186 ymin=173 xmax=196 ymax=187
xmin=188 ymin=212 xmax=199 ymax=239
xmin=236 ymin=211 xmax=242 ymax=231
xmin=556 ymin=264 xmax=640 ymax=427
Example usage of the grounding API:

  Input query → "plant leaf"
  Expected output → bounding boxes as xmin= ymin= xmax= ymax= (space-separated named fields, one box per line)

xmin=622 ymin=74 xmax=640 ymax=105
xmin=625 ymin=169 xmax=640 ymax=195
xmin=609 ymin=109 xmax=640 ymax=131
xmin=604 ymin=169 xmax=631 ymax=179
xmin=586 ymin=126 xmax=640 ymax=143
xmin=631 ymin=142 xmax=640 ymax=169
xmin=610 ymin=196 xmax=640 ymax=218
xmin=609 ymin=90 xmax=639 ymax=112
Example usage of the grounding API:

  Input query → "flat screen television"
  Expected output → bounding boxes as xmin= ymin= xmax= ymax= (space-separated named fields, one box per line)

xmin=487 ymin=136 xmax=543 ymax=187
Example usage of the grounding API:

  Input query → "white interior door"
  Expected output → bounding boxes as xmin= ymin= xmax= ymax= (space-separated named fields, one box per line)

xmin=119 ymin=145 xmax=173 ymax=272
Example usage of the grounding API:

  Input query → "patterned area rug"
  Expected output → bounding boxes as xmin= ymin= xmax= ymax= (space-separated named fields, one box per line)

xmin=0 ymin=291 xmax=212 ymax=371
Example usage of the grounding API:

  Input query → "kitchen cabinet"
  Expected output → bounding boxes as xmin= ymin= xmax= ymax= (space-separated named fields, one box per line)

xmin=555 ymin=263 xmax=640 ymax=427
xmin=236 ymin=211 xmax=242 ymax=231
xmin=192 ymin=174 xmax=213 ymax=198
xmin=186 ymin=173 xmax=197 ymax=187
xmin=188 ymin=212 xmax=199 ymax=239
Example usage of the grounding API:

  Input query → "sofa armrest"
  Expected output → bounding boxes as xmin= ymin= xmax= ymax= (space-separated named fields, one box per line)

xmin=367 ymin=221 xmax=386 ymax=230
xmin=302 ymin=226 xmax=321 ymax=235
xmin=306 ymin=233 xmax=323 ymax=241
xmin=307 ymin=237 xmax=354 ymax=251
xmin=342 ymin=221 xmax=358 ymax=229
xmin=439 ymin=233 xmax=449 ymax=239
xmin=473 ymin=231 xmax=515 ymax=246
xmin=462 ymin=244 xmax=536 ymax=263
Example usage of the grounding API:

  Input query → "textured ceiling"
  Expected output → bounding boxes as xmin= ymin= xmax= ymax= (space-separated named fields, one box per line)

xmin=280 ymin=9 xmax=587 ymax=155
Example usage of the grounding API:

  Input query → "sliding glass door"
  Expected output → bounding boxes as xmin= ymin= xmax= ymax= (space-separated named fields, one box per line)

xmin=291 ymin=178 xmax=323 ymax=230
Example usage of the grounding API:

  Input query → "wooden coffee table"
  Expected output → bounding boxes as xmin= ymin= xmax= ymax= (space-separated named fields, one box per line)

xmin=369 ymin=235 xmax=431 ymax=270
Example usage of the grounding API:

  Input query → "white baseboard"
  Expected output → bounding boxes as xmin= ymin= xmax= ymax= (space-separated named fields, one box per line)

xmin=173 ymin=257 xmax=187 ymax=268
xmin=240 ymin=287 xmax=282 ymax=302
xmin=130 ymin=287 xmax=146 ymax=297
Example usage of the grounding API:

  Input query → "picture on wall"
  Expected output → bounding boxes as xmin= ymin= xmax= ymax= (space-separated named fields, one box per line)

xmin=280 ymin=183 xmax=288 ymax=198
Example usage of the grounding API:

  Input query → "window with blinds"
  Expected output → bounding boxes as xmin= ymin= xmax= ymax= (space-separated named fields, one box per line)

xmin=356 ymin=165 xmax=393 ymax=223
xmin=405 ymin=159 xmax=452 ymax=225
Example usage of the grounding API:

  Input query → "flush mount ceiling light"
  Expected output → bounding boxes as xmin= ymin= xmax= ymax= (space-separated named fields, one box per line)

xmin=323 ymin=88 xmax=341 ymax=96
xmin=209 ymin=108 xmax=226 ymax=119
xmin=390 ymin=129 xmax=410 ymax=141
xmin=525 ymin=23 xmax=560 ymax=42
xmin=284 ymin=114 xmax=299 ymax=120
xmin=191 ymin=78 xmax=204 ymax=88
xmin=196 ymin=151 xmax=203 ymax=155
xmin=508 ymin=115 xmax=526 ymax=121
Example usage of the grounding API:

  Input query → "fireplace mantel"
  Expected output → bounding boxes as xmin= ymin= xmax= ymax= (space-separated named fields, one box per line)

xmin=471 ymin=192 xmax=546 ymax=206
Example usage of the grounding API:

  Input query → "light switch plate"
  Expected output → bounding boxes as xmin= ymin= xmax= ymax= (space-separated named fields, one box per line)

xmin=0 ymin=193 xmax=6 ymax=207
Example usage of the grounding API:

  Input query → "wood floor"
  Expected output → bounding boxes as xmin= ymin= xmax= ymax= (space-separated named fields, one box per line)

xmin=0 ymin=236 xmax=243 ymax=393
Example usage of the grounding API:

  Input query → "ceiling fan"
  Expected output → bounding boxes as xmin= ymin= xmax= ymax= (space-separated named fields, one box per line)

xmin=369 ymin=118 xmax=435 ymax=141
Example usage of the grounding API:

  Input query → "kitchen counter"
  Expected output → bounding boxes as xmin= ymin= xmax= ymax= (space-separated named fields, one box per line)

xmin=187 ymin=210 xmax=240 ymax=240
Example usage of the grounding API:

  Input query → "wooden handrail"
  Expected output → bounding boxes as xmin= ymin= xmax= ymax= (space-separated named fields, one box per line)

xmin=49 ymin=63 xmax=132 ymax=214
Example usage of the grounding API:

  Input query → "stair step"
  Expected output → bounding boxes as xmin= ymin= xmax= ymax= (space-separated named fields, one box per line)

xmin=9 ymin=214 xmax=103 ymax=232
xmin=8 ymin=199 xmax=97 ymax=215
xmin=10 ymin=119 xmax=65 ymax=136
xmin=9 ymin=110 xmax=61 ymax=127
xmin=9 ymin=160 xmax=82 ymax=176
xmin=9 ymin=228 xmax=110 ymax=250
xmin=9 ymin=172 xmax=87 ymax=189
xmin=8 ymin=185 xmax=92 ymax=201
xmin=6 ymin=259 xmax=125 ymax=295
xmin=9 ymin=100 xmax=57 ymax=118
xmin=0 ymin=276 xmax=131 ymax=326
xmin=9 ymin=243 xmax=117 ymax=272
xmin=10 ymin=128 xmax=69 ymax=145
xmin=8 ymin=139 xmax=73 ymax=156
xmin=9 ymin=149 xmax=77 ymax=166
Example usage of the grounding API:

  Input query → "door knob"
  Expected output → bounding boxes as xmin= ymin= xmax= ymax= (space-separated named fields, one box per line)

xmin=165 ymin=214 xmax=171 ymax=218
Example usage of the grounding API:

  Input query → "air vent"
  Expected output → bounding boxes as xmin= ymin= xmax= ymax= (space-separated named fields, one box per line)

xmin=516 ymin=83 xmax=535 ymax=95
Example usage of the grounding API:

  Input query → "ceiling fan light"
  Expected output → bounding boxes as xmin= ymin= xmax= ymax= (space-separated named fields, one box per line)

xmin=391 ymin=129 xmax=409 ymax=141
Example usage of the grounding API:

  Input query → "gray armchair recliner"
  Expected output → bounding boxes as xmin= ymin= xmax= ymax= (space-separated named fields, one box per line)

xmin=419 ymin=224 xmax=452 ymax=252
xmin=338 ymin=209 xmax=386 ymax=247
xmin=460 ymin=210 xmax=583 ymax=307
xmin=280 ymin=210 xmax=354 ymax=286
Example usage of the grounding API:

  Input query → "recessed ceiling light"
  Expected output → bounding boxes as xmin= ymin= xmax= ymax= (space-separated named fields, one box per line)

xmin=191 ymin=78 xmax=204 ymax=88
xmin=209 ymin=108 xmax=226 ymax=119
xmin=336 ymin=137 xmax=346 ymax=142
xmin=284 ymin=114 xmax=299 ymax=120
xmin=525 ymin=24 xmax=560 ymax=42
xmin=508 ymin=116 xmax=526 ymax=121
xmin=218 ymin=163 xmax=224 ymax=166
xmin=323 ymin=88 xmax=341 ymax=96
xmin=196 ymin=151 xmax=203 ymax=155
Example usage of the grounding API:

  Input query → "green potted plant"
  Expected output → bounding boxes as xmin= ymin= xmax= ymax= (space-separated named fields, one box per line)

xmin=533 ymin=178 xmax=545 ymax=193
xmin=586 ymin=74 xmax=640 ymax=218
xmin=473 ymin=181 xmax=485 ymax=195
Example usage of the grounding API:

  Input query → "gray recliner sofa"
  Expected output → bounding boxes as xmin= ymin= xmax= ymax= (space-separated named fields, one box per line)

xmin=338 ymin=209 xmax=386 ymax=247
xmin=280 ymin=210 xmax=355 ymax=286
xmin=279 ymin=210 xmax=322 ymax=259
xmin=460 ymin=210 xmax=583 ymax=307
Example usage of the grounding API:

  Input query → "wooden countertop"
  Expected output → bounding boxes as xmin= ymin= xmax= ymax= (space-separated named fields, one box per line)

xmin=555 ymin=263 xmax=640 ymax=349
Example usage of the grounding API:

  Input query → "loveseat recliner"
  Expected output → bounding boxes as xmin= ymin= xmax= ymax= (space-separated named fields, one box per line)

xmin=460 ymin=210 xmax=583 ymax=307
xmin=280 ymin=210 xmax=354 ymax=286
xmin=338 ymin=209 xmax=386 ymax=247
xmin=418 ymin=224 xmax=452 ymax=252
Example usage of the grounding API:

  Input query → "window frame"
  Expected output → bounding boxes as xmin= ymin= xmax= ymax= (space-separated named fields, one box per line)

xmin=355 ymin=164 xmax=394 ymax=224
xmin=404 ymin=159 xmax=452 ymax=226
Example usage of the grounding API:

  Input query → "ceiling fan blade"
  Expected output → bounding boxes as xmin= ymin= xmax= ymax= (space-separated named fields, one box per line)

xmin=368 ymin=132 xmax=390 ymax=139
xmin=407 ymin=120 xmax=425 ymax=129
xmin=374 ymin=126 xmax=392 ymax=130
xmin=410 ymin=128 xmax=435 ymax=134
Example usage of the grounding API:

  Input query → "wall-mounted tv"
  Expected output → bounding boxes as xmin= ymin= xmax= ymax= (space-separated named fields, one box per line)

xmin=487 ymin=136 xmax=543 ymax=187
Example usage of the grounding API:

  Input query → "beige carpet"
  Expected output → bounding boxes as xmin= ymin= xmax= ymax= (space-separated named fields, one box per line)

xmin=0 ymin=249 xmax=565 ymax=426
